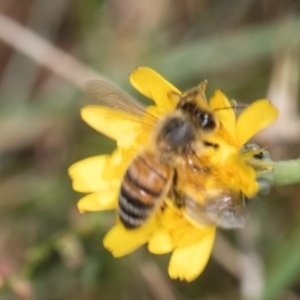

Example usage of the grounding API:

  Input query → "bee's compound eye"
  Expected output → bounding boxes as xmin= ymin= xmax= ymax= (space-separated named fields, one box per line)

xmin=196 ymin=112 xmax=215 ymax=130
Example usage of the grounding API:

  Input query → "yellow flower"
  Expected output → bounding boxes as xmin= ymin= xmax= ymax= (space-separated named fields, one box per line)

xmin=200 ymin=90 xmax=278 ymax=198
xmin=69 ymin=67 xmax=278 ymax=281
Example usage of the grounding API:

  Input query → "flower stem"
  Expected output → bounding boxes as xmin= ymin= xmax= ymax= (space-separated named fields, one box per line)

xmin=273 ymin=159 xmax=300 ymax=186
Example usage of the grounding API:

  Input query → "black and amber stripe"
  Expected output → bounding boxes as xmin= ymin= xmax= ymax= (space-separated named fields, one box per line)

xmin=118 ymin=153 xmax=171 ymax=229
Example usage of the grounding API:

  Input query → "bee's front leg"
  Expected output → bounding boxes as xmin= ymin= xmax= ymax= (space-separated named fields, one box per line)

xmin=169 ymin=168 xmax=185 ymax=208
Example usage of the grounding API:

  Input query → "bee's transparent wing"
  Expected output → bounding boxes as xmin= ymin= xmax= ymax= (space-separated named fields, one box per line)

xmin=84 ymin=80 xmax=147 ymax=116
xmin=184 ymin=190 xmax=247 ymax=229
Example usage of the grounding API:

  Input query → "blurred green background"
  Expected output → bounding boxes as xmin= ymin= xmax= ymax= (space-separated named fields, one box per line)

xmin=0 ymin=1 xmax=300 ymax=299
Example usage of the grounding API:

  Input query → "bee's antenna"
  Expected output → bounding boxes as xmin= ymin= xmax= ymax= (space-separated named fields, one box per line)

xmin=198 ymin=80 xmax=208 ymax=93
xmin=213 ymin=103 xmax=248 ymax=112
xmin=198 ymin=80 xmax=208 ymax=102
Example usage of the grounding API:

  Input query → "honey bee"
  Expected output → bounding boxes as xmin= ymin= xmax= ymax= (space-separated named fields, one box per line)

xmin=84 ymin=69 xmax=253 ymax=230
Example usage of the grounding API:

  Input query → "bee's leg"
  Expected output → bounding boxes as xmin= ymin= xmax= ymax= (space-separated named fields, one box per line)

xmin=170 ymin=169 xmax=185 ymax=208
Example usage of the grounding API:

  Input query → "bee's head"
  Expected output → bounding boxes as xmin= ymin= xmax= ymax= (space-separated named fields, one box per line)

xmin=176 ymin=96 xmax=218 ymax=133
xmin=169 ymin=81 xmax=217 ymax=133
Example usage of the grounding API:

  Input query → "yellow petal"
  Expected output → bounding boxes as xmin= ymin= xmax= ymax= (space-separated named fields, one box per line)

xmin=168 ymin=227 xmax=215 ymax=281
xmin=210 ymin=90 xmax=237 ymax=145
xmin=130 ymin=67 xmax=180 ymax=112
xmin=146 ymin=105 xmax=168 ymax=119
xmin=68 ymin=155 xmax=117 ymax=193
xmin=160 ymin=206 xmax=186 ymax=230
xmin=170 ymin=223 xmax=205 ymax=249
xmin=77 ymin=189 xmax=118 ymax=212
xmin=148 ymin=228 xmax=174 ymax=254
xmin=103 ymin=148 xmax=133 ymax=181
xmin=103 ymin=218 xmax=158 ymax=257
xmin=235 ymin=99 xmax=279 ymax=148
xmin=225 ymin=154 xmax=259 ymax=198
xmin=205 ymin=139 xmax=238 ymax=165
xmin=81 ymin=106 xmax=146 ymax=148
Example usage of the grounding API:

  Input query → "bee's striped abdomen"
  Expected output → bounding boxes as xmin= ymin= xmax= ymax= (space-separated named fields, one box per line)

xmin=119 ymin=152 xmax=172 ymax=229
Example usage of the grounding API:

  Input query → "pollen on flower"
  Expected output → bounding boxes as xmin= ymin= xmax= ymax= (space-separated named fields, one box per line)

xmin=69 ymin=67 xmax=278 ymax=281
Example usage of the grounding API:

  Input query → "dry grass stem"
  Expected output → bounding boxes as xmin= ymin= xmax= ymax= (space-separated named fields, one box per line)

xmin=0 ymin=13 xmax=103 ymax=88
